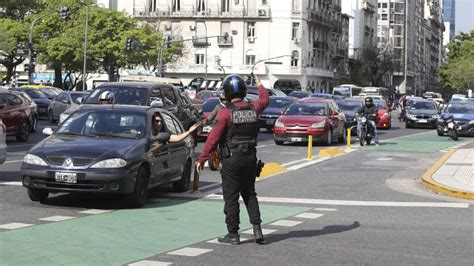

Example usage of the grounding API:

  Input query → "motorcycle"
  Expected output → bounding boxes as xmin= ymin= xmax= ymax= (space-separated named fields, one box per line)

xmin=358 ymin=114 xmax=376 ymax=146
xmin=439 ymin=116 xmax=459 ymax=141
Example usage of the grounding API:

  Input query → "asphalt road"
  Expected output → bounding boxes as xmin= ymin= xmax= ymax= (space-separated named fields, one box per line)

xmin=1 ymin=114 xmax=473 ymax=265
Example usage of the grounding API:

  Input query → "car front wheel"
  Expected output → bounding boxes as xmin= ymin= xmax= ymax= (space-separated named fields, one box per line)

xmin=30 ymin=115 xmax=38 ymax=132
xmin=28 ymin=188 xmax=49 ymax=202
xmin=127 ymin=166 xmax=149 ymax=208
xmin=16 ymin=119 xmax=30 ymax=142
xmin=173 ymin=160 xmax=192 ymax=192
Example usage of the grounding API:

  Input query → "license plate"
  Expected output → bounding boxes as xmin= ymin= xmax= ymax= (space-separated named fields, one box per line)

xmin=55 ymin=172 xmax=77 ymax=183
xmin=290 ymin=137 xmax=303 ymax=142
xmin=202 ymin=126 xmax=212 ymax=133
xmin=266 ymin=120 xmax=275 ymax=125
xmin=418 ymin=119 xmax=427 ymax=123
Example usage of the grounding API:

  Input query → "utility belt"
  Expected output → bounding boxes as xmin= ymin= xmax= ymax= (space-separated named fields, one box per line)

xmin=220 ymin=143 xmax=256 ymax=158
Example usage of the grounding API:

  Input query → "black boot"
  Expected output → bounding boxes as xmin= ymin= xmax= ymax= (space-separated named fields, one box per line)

xmin=218 ymin=233 xmax=240 ymax=245
xmin=253 ymin=224 xmax=266 ymax=244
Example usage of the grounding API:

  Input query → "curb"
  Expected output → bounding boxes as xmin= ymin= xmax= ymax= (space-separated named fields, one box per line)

xmin=258 ymin=163 xmax=287 ymax=179
xmin=421 ymin=149 xmax=474 ymax=200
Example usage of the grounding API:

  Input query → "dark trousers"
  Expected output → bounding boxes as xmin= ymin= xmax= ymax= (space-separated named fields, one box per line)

xmin=221 ymin=150 xmax=262 ymax=234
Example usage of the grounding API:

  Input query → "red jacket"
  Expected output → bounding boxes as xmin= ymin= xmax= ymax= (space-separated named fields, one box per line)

xmin=198 ymin=85 xmax=269 ymax=164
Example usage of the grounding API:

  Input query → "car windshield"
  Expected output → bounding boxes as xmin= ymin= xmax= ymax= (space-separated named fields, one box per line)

xmin=447 ymin=104 xmax=474 ymax=114
xmin=410 ymin=101 xmax=436 ymax=110
xmin=269 ymin=98 xmax=293 ymax=108
xmin=57 ymin=110 xmax=146 ymax=139
xmin=70 ymin=93 xmax=88 ymax=102
xmin=373 ymin=101 xmax=387 ymax=109
xmin=24 ymin=89 xmax=48 ymax=99
xmin=285 ymin=103 xmax=327 ymax=116
xmin=84 ymin=87 xmax=149 ymax=105
xmin=337 ymin=101 xmax=362 ymax=111
xmin=40 ymin=88 xmax=60 ymax=97
xmin=202 ymin=98 xmax=220 ymax=112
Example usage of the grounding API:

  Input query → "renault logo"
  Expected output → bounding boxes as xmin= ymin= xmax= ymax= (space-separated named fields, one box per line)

xmin=63 ymin=157 xmax=73 ymax=168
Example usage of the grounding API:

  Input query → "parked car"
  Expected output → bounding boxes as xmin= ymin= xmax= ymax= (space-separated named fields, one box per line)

xmin=21 ymin=105 xmax=194 ymax=207
xmin=0 ymin=119 xmax=6 ymax=164
xmin=0 ymin=90 xmax=32 ymax=141
xmin=273 ymin=98 xmax=346 ymax=145
xmin=373 ymin=99 xmax=392 ymax=129
xmin=258 ymin=96 xmax=296 ymax=131
xmin=14 ymin=91 xmax=38 ymax=132
xmin=10 ymin=87 xmax=51 ymax=118
xmin=405 ymin=99 xmax=439 ymax=128
xmin=287 ymin=91 xmax=311 ymax=99
xmin=436 ymin=102 xmax=474 ymax=136
xmin=335 ymin=98 xmax=363 ymax=135
xmin=20 ymin=85 xmax=63 ymax=100
xmin=47 ymin=91 xmax=90 ymax=123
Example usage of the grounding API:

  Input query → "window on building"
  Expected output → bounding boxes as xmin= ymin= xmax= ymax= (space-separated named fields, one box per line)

xmin=172 ymin=0 xmax=180 ymax=12
xmin=291 ymin=50 xmax=299 ymax=67
xmin=292 ymin=0 xmax=299 ymax=12
xmin=382 ymin=13 xmax=388 ymax=20
xmin=245 ymin=50 xmax=256 ymax=65
xmin=197 ymin=0 xmax=205 ymax=12
xmin=292 ymin=22 xmax=299 ymax=40
xmin=247 ymin=22 xmax=256 ymax=37
xmin=382 ymin=3 xmax=388 ymax=8
xmin=195 ymin=52 xmax=205 ymax=65
xmin=221 ymin=0 xmax=230 ymax=13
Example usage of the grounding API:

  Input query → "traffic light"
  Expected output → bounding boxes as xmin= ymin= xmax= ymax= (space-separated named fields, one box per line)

xmin=31 ymin=50 xmax=37 ymax=63
xmin=126 ymin=37 xmax=133 ymax=51
xmin=24 ymin=64 xmax=29 ymax=72
xmin=60 ymin=6 xmax=70 ymax=20
xmin=165 ymin=36 xmax=172 ymax=48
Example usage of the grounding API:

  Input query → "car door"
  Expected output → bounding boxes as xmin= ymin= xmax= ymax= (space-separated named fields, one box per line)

xmin=50 ymin=93 xmax=62 ymax=119
xmin=330 ymin=102 xmax=345 ymax=136
xmin=148 ymin=111 xmax=173 ymax=183
xmin=0 ymin=94 xmax=15 ymax=132
xmin=57 ymin=93 xmax=71 ymax=116
xmin=160 ymin=112 xmax=187 ymax=179
xmin=6 ymin=94 xmax=26 ymax=132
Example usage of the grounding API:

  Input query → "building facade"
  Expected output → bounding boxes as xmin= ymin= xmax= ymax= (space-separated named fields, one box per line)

xmin=442 ymin=0 xmax=455 ymax=41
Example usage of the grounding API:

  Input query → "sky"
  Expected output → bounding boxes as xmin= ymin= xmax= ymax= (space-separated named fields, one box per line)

xmin=455 ymin=0 xmax=474 ymax=34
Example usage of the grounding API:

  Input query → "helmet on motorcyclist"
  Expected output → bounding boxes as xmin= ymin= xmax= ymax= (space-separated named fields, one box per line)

xmin=222 ymin=74 xmax=247 ymax=101
xmin=364 ymin=97 xmax=374 ymax=107
xmin=99 ymin=91 xmax=115 ymax=104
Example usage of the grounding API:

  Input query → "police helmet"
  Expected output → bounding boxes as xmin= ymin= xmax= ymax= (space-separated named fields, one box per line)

xmin=222 ymin=74 xmax=247 ymax=101
xmin=365 ymin=97 xmax=373 ymax=104
xmin=99 ymin=91 xmax=115 ymax=103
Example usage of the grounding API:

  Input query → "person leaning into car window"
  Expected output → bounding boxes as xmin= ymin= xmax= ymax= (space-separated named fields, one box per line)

xmin=149 ymin=114 xmax=198 ymax=152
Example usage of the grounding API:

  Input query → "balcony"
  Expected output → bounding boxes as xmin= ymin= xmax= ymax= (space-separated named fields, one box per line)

xmin=217 ymin=36 xmax=233 ymax=46
xmin=313 ymin=41 xmax=329 ymax=50
xmin=192 ymin=36 xmax=208 ymax=47
xmin=362 ymin=1 xmax=376 ymax=14
xmin=307 ymin=10 xmax=333 ymax=29
xmin=135 ymin=6 xmax=271 ymax=19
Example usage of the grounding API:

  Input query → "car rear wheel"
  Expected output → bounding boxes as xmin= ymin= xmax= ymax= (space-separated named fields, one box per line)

xmin=324 ymin=130 xmax=332 ymax=146
xmin=30 ymin=115 xmax=38 ymax=132
xmin=16 ymin=120 xmax=30 ymax=142
xmin=173 ymin=160 xmax=192 ymax=192
xmin=48 ymin=110 xmax=56 ymax=123
xmin=128 ymin=166 xmax=149 ymax=208
xmin=28 ymin=188 xmax=49 ymax=202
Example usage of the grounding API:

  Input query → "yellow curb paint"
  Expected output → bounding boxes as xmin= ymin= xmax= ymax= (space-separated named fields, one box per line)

xmin=421 ymin=149 xmax=474 ymax=200
xmin=258 ymin=163 xmax=287 ymax=179
xmin=319 ymin=147 xmax=344 ymax=157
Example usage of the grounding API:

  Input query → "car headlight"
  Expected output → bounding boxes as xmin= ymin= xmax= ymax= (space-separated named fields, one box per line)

xmin=432 ymin=114 xmax=440 ymax=118
xmin=406 ymin=114 xmax=416 ymax=119
xmin=469 ymin=120 xmax=474 ymax=124
xmin=310 ymin=121 xmax=326 ymax=128
xmin=90 ymin=158 xmax=127 ymax=169
xmin=274 ymin=120 xmax=285 ymax=128
xmin=24 ymin=154 xmax=47 ymax=166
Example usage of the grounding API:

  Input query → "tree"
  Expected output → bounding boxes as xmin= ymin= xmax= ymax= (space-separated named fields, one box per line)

xmin=0 ymin=0 xmax=44 ymax=21
xmin=439 ymin=31 xmax=474 ymax=93
xmin=0 ymin=18 xmax=28 ymax=83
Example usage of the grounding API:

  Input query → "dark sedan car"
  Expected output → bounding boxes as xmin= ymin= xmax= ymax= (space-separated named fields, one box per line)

xmin=10 ymin=87 xmax=51 ymax=117
xmin=258 ymin=96 xmax=296 ymax=131
xmin=405 ymin=99 xmax=439 ymax=128
xmin=335 ymin=98 xmax=363 ymax=135
xmin=21 ymin=105 xmax=194 ymax=207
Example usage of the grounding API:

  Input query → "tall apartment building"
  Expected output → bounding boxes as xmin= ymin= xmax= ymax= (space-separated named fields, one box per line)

xmin=442 ymin=0 xmax=455 ymax=43
xmin=341 ymin=0 xmax=378 ymax=60
xmin=115 ymin=0 xmax=350 ymax=92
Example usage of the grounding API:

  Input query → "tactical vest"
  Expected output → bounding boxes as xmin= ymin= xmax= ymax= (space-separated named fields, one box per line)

xmin=223 ymin=102 xmax=260 ymax=149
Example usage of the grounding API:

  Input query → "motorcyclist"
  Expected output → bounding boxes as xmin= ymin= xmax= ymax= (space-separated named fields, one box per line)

xmin=356 ymin=97 xmax=379 ymax=145
xmin=99 ymin=91 xmax=115 ymax=104
xmin=398 ymin=94 xmax=407 ymax=121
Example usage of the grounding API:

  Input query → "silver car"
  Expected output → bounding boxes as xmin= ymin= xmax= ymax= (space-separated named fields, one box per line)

xmin=48 ymin=91 xmax=90 ymax=123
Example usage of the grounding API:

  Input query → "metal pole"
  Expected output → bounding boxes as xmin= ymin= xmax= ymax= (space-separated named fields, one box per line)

xmin=83 ymin=4 xmax=89 ymax=91
xmin=157 ymin=43 xmax=165 ymax=77
xmin=251 ymin=55 xmax=292 ymax=85
xmin=28 ymin=11 xmax=56 ymax=84
xmin=204 ymin=22 xmax=208 ymax=89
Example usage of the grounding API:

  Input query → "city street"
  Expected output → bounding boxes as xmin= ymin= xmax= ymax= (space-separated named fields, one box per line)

xmin=0 ymin=114 xmax=472 ymax=265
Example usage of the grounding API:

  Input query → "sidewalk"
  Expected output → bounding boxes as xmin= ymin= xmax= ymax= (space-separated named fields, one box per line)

xmin=422 ymin=147 xmax=474 ymax=200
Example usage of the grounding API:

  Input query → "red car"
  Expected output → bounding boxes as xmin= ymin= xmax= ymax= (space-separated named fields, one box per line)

xmin=373 ymin=100 xmax=391 ymax=129
xmin=273 ymin=98 xmax=346 ymax=145
xmin=0 ymin=90 xmax=32 ymax=141
xmin=191 ymin=90 xmax=221 ymax=105
xmin=196 ymin=97 xmax=220 ymax=139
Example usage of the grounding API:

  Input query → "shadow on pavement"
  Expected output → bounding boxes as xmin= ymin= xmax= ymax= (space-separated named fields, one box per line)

xmin=265 ymin=221 xmax=360 ymax=244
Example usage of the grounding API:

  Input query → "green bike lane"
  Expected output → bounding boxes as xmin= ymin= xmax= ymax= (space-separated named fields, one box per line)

xmin=0 ymin=199 xmax=309 ymax=265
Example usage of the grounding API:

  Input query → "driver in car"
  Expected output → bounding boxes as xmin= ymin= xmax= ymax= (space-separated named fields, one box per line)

xmin=149 ymin=114 xmax=198 ymax=152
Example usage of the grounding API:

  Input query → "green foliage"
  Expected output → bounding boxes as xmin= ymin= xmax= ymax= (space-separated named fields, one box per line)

xmin=0 ymin=0 xmax=44 ymax=20
xmin=439 ymin=31 xmax=474 ymax=92
xmin=0 ymin=18 xmax=28 ymax=82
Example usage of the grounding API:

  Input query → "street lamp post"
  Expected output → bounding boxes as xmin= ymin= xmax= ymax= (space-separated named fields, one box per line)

xmin=250 ymin=55 xmax=292 ymax=85
xmin=28 ymin=10 xmax=57 ymax=84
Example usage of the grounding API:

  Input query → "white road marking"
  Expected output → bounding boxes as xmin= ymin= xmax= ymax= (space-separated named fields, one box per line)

xmin=376 ymin=157 xmax=393 ymax=161
xmin=39 ymin=215 xmax=76 ymax=222
xmin=281 ymin=158 xmax=310 ymax=167
xmin=2 ymin=160 xmax=23 ymax=164
xmin=206 ymin=237 xmax=249 ymax=245
xmin=79 ymin=209 xmax=112 ymax=215
xmin=241 ymin=228 xmax=277 ymax=235
xmin=256 ymin=144 xmax=268 ymax=148
xmin=204 ymin=194 xmax=470 ymax=208
xmin=128 ymin=260 xmax=172 ymax=266
xmin=167 ymin=247 xmax=213 ymax=257
xmin=197 ymin=183 xmax=221 ymax=191
xmin=287 ymin=157 xmax=329 ymax=170
xmin=0 ymin=223 xmax=34 ymax=230
xmin=0 ymin=181 xmax=22 ymax=186
xmin=295 ymin=213 xmax=325 ymax=219
xmin=313 ymin=208 xmax=338 ymax=212
xmin=269 ymin=219 xmax=302 ymax=227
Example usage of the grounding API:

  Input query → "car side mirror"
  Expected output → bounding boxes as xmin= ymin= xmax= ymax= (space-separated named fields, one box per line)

xmin=75 ymin=97 xmax=83 ymax=104
xmin=42 ymin=127 xmax=54 ymax=136
xmin=151 ymin=98 xmax=164 ymax=108
xmin=155 ymin=132 xmax=170 ymax=142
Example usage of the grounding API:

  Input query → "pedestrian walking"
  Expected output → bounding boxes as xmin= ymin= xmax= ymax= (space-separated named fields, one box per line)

xmin=196 ymin=74 xmax=269 ymax=245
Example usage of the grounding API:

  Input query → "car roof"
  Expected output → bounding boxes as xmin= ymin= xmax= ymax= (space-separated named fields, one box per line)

xmin=78 ymin=104 xmax=156 ymax=112
xmin=97 ymin=82 xmax=170 ymax=89
xmin=297 ymin=98 xmax=331 ymax=103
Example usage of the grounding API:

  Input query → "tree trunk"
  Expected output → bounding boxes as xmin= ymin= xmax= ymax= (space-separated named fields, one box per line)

xmin=53 ymin=66 xmax=63 ymax=89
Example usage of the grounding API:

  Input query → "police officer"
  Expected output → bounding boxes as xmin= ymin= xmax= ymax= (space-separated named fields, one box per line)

xmin=196 ymin=74 xmax=269 ymax=245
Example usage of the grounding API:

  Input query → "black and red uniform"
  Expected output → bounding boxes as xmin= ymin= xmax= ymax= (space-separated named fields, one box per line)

xmin=198 ymin=84 xmax=269 ymax=234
